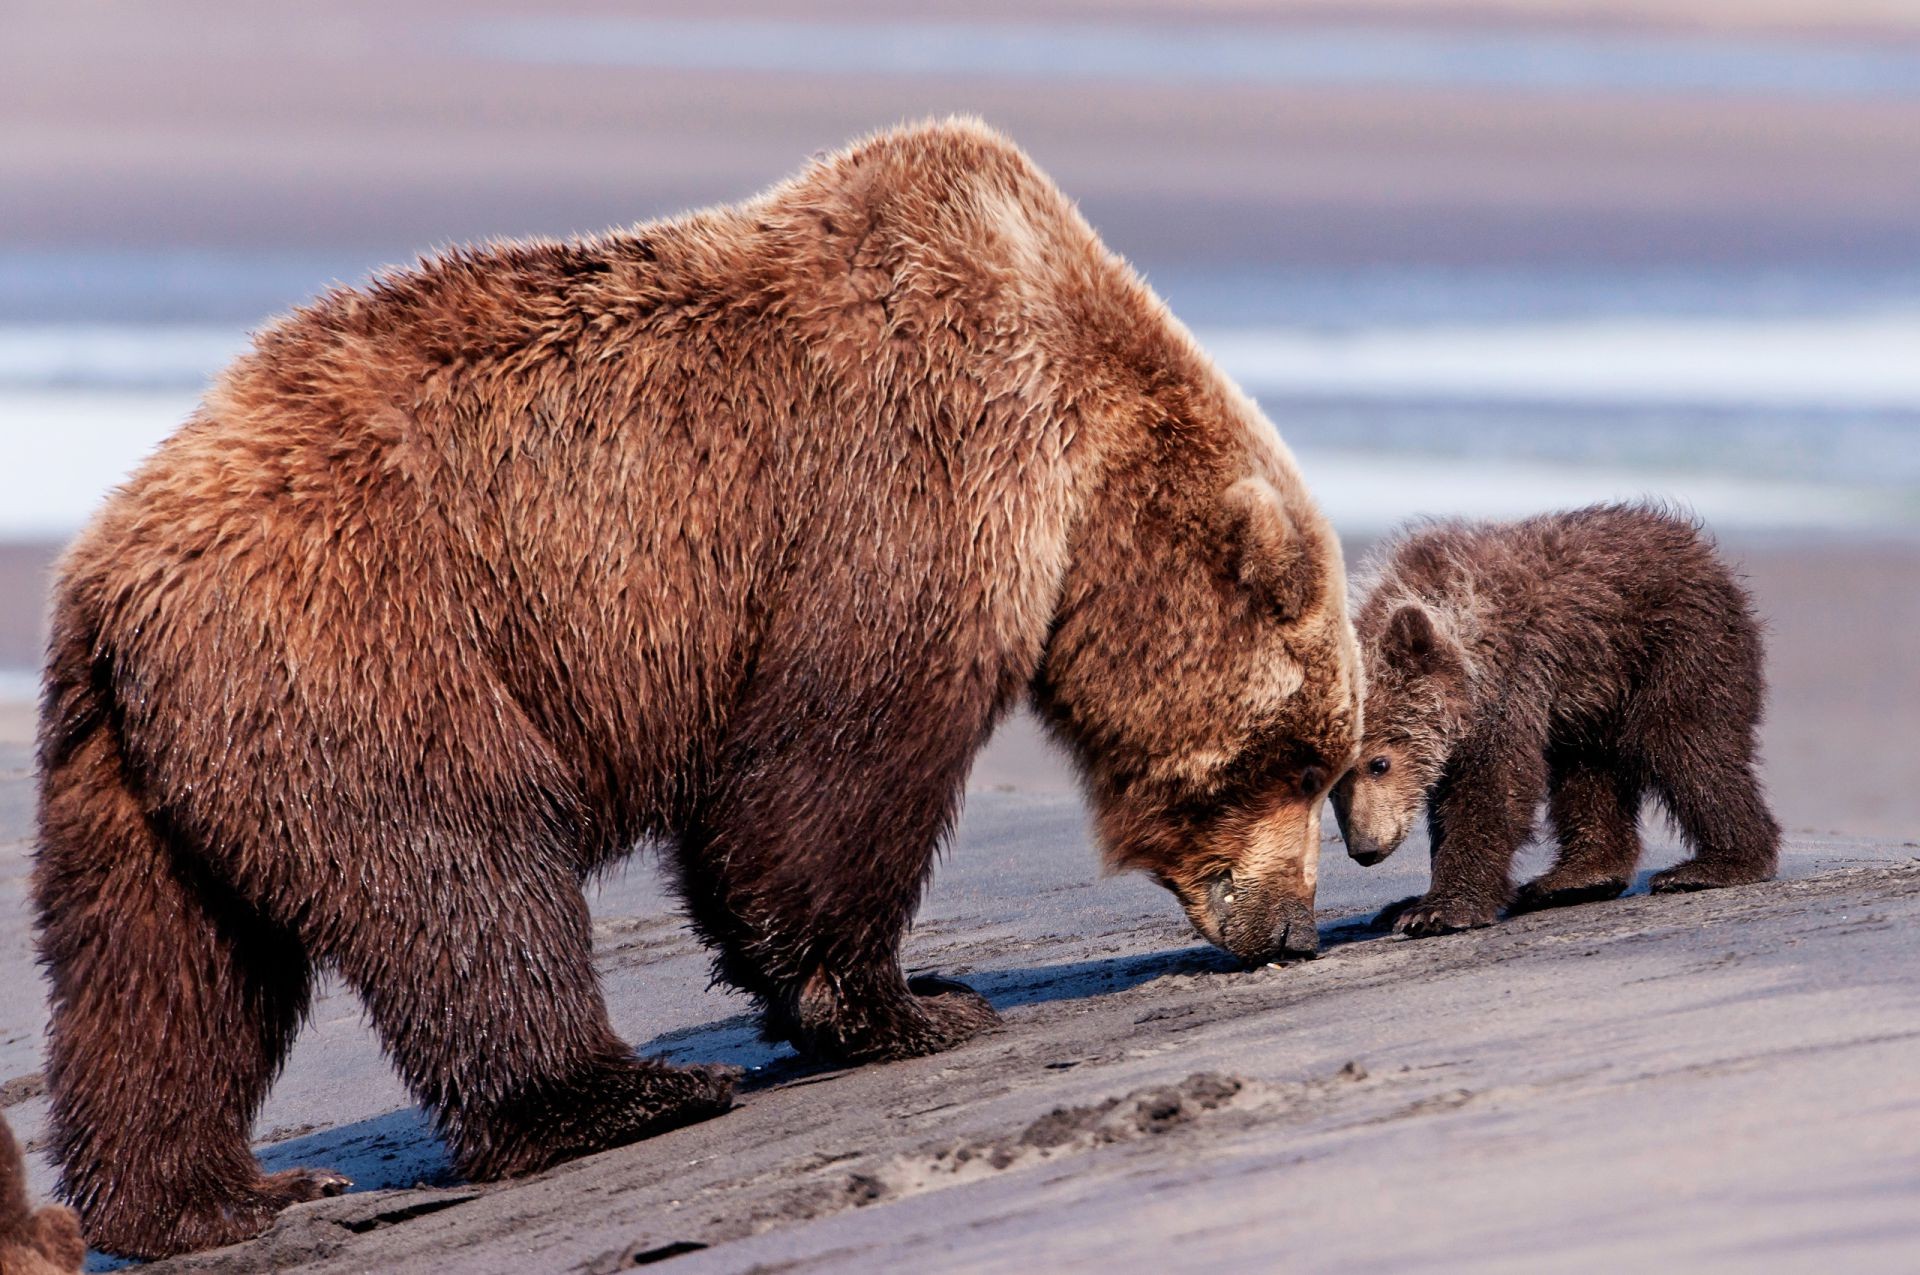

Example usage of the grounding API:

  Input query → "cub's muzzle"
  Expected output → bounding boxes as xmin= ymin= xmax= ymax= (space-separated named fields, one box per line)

xmin=1331 ymin=790 xmax=1399 ymax=867
xmin=1348 ymin=842 xmax=1390 ymax=867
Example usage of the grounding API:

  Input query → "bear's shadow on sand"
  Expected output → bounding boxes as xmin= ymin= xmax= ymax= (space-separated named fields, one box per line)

xmin=69 ymin=925 xmax=1395 ymax=1270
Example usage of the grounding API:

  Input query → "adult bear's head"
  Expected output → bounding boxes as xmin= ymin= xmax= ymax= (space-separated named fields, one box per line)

xmin=1037 ymin=407 xmax=1360 ymax=967
xmin=862 ymin=118 xmax=1360 ymax=963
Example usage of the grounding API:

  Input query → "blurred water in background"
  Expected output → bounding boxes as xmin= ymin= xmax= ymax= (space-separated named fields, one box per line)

xmin=4 ymin=4 xmax=1919 ymax=540
xmin=4 ymin=288 xmax=1914 ymax=540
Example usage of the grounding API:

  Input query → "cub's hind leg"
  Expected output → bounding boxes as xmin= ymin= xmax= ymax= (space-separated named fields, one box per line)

xmin=1637 ymin=645 xmax=1780 ymax=893
xmin=1646 ymin=747 xmax=1780 ymax=892
xmin=1513 ymin=751 xmax=1642 ymax=913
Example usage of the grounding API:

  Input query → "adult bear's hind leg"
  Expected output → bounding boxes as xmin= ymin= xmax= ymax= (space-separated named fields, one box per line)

xmin=317 ymin=835 xmax=734 ymax=1183
xmin=34 ymin=727 xmax=340 ymax=1260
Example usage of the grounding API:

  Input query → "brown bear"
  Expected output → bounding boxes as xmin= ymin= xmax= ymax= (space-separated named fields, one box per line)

xmin=0 ymin=1117 xmax=84 ymax=1275
xmin=1330 ymin=504 xmax=1778 ymax=937
xmin=33 ymin=118 xmax=1359 ymax=1257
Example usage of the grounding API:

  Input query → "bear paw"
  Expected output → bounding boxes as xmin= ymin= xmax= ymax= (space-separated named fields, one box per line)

xmin=463 ymin=1059 xmax=738 ymax=1181
xmin=260 ymin=1167 xmax=354 ymax=1204
xmin=788 ymin=972 xmax=1001 ymax=1064
xmin=1511 ymin=875 xmax=1630 ymax=914
xmin=904 ymin=973 xmax=1001 ymax=1045
xmin=1392 ymin=895 xmax=1498 ymax=938
xmin=1650 ymin=860 xmax=1770 ymax=893
xmin=86 ymin=1169 xmax=349 ymax=1260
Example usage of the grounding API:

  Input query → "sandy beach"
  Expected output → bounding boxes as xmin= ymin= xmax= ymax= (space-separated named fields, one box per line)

xmin=0 ymin=741 xmax=1915 ymax=1272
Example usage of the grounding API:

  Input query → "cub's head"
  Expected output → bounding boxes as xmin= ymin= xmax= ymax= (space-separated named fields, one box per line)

xmin=1330 ymin=602 xmax=1471 ymax=866
xmin=1039 ymin=470 xmax=1360 ymax=967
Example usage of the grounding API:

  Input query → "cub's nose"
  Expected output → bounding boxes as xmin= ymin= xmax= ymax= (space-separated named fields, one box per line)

xmin=1349 ymin=845 xmax=1388 ymax=867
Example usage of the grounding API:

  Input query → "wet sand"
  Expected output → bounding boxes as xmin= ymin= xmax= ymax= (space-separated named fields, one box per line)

xmin=0 ymin=756 xmax=1913 ymax=1273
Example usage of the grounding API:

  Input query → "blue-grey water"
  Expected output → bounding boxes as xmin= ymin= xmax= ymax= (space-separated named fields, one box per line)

xmin=461 ymin=19 xmax=1920 ymax=102
xmin=4 ymin=249 xmax=1917 ymax=541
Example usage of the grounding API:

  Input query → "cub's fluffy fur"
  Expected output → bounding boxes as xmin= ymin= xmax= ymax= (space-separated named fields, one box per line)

xmin=0 ymin=1118 xmax=83 ymax=1275
xmin=35 ymin=119 xmax=1356 ymax=1257
xmin=1332 ymin=505 xmax=1778 ymax=936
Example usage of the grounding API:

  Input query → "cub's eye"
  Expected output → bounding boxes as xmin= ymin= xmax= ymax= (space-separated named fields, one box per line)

xmin=1367 ymin=756 xmax=1392 ymax=777
xmin=1298 ymin=766 xmax=1327 ymax=797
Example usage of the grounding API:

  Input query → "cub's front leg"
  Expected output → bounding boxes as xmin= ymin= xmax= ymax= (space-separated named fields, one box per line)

xmin=1392 ymin=737 xmax=1545 ymax=938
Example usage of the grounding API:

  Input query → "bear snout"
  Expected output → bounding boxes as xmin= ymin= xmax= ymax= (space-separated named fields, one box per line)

xmin=1222 ymin=895 xmax=1320 ymax=966
xmin=1269 ymin=897 xmax=1321 ymax=961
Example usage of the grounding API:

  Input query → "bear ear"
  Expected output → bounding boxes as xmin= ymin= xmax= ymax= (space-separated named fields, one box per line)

xmin=1221 ymin=476 xmax=1319 ymax=620
xmin=1382 ymin=604 xmax=1462 ymax=679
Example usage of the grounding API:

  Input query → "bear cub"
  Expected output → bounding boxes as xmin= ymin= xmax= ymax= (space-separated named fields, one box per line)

xmin=1332 ymin=504 xmax=1779 ymax=937
xmin=0 ymin=1116 xmax=84 ymax=1275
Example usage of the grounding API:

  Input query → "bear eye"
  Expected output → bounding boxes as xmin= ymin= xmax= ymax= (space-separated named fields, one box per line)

xmin=1298 ymin=766 xmax=1326 ymax=797
xmin=1367 ymin=756 xmax=1391 ymax=777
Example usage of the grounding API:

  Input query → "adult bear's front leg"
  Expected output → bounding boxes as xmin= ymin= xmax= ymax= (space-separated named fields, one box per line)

xmin=678 ymin=789 xmax=1003 ymax=1063
xmin=673 ymin=668 xmax=1006 ymax=1064
xmin=776 ymin=967 xmax=1001 ymax=1064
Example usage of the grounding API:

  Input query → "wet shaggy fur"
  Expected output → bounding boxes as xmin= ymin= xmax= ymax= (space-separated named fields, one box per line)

xmin=0 ymin=1118 xmax=83 ymax=1275
xmin=33 ymin=119 xmax=1357 ymax=1257
xmin=1330 ymin=505 xmax=1779 ymax=937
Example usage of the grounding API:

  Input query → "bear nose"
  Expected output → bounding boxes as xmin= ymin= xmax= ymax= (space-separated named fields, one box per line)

xmin=1350 ymin=845 xmax=1387 ymax=867
xmin=1266 ymin=898 xmax=1320 ymax=963
xmin=1274 ymin=906 xmax=1320 ymax=956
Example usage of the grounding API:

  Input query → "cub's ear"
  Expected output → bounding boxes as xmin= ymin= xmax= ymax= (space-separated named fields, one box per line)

xmin=1381 ymin=604 xmax=1463 ymax=680
xmin=1222 ymin=476 xmax=1320 ymax=620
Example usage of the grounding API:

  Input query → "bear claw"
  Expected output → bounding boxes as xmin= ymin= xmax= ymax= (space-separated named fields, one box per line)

xmin=1511 ymin=876 xmax=1630 ymax=913
xmin=1392 ymin=896 xmax=1498 ymax=937
xmin=1650 ymin=861 xmax=1766 ymax=893
xmin=262 ymin=1167 xmax=353 ymax=1204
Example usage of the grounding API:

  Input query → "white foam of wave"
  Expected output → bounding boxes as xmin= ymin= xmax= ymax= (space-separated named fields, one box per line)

xmin=0 ymin=669 xmax=37 ymax=704
xmin=1197 ymin=314 xmax=1920 ymax=411
xmin=0 ymin=324 xmax=245 ymax=390
xmin=9 ymin=313 xmax=1920 ymax=408
xmin=0 ymin=390 xmax=198 ymax=537
xmin=1294 ymin=448 xmax=1903 ymax=537
xmin=2 ymin=315 xmax=1917 ymax=538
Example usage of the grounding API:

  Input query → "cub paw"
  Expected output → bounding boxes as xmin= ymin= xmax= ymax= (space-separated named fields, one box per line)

xmin=1369 ymin=895 xmax=1425 ymax=930
xmin=260 ymin=1167 xmax=353 ymax=1204
xmin=1392 ymin=896 xmax=1498 ymax=938
xmin=1650 ymin=860 xmax=1769 ymax=893
xmin=1511 ymin=875 xmax=1630 ymax=914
